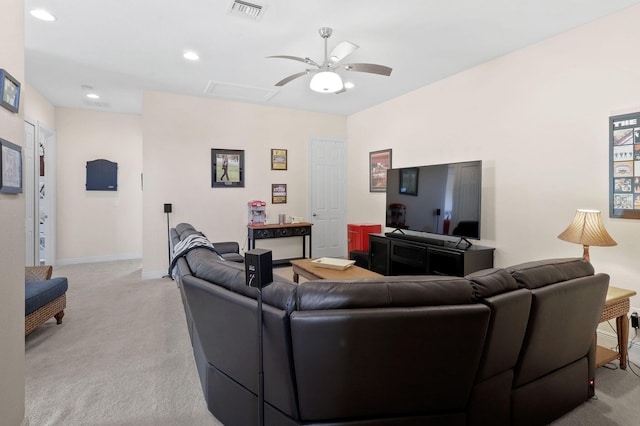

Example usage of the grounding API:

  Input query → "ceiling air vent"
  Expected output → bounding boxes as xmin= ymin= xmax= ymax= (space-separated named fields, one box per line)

xmin=228 ymin=0 xmax=264 ymax=20
xmin=204 ymin=80 xmax=277 ymax=103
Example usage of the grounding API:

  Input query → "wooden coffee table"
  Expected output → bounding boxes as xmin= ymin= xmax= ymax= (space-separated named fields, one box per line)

xmin=290 ymin=258 xmax=382 ymax=283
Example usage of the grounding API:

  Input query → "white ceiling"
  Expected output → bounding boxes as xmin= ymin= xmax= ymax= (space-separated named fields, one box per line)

xmin=24 ymin=0 xmax=640 ymax=116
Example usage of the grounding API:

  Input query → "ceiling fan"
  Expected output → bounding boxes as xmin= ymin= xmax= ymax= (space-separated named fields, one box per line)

xmin=267 ymin=27 xmax=392 ymax=94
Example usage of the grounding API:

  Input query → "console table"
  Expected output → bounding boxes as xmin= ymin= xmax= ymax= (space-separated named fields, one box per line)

xmin=369 ymin=233 xmax=494 ymax=277
xmin=247 ymin=222 xmax=313 ymax=265
xmin=596 ymin=286 xmax=637 ymax=369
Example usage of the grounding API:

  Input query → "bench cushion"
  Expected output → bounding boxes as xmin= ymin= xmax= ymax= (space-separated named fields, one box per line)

xmin=25 ymin=277 xmax=68 ymax=315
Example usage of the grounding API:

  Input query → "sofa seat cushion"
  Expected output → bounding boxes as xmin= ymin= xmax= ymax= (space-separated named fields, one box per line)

xmin=297 ymin=276 xmax=476 ymax=310
xmin=507 ymin=258 xmax=594 ymax=289
xmin=220 ymin=252 xmax=244 ymax=263
xmin=25 ymin=277 xmax=68 ymax=315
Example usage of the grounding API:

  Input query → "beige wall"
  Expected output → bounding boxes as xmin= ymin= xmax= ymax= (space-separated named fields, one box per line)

xmin=55 ymin=108 xmax=143 ymax=263
xmin=0 ymin=1 xmax=25 ymax=424
xmin=142 ymin=91 xmax=347 ymax=276
xmin=24 ymin=83 xmax=55 ymax=129
xmin=348 ymin=5 xmax=640 ymax=309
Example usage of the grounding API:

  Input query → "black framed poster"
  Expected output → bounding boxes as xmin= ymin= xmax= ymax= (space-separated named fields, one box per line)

xmin=211 ymin=149 xmax=244 ymax=188
xmin=609 ymin=112 xmax=640 ymax=219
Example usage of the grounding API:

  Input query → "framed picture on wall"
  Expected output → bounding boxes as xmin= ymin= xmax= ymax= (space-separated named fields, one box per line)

xmin=369 ymin=149 xmax=392 ymax=192
xmin=609 ymin=112 xmax=640 ymax=219
xmin=0 ymin=69 xmax=21 ymax=113
xmin=211 ymin=149 xmax=244 ymax=188
xmin=0 ymin=138 xmax=23 ymax=193
xmin=272 ymin=183 xmax=287 ymax=204
xmin=271 ymin=149 xmax=287 ymax=170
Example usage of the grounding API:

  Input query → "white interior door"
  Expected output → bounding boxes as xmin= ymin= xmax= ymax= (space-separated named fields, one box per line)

xmin=38 ymin=123 xmax=57 ymax=265
xmin=308 ymin=137 xmax=348 ymax=258
xmin=24 ymin=121 xmax=38 ymax=266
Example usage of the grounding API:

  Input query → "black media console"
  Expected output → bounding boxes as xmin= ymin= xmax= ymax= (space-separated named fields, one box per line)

xmin=368 ymin=233 xmax=494 ymax=277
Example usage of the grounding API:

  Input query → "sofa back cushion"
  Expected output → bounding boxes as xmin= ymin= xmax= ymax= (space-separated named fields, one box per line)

xmin=175 ymin=222 xmax=203 ymax=240
xmin=291 ymin=276 xmax=488 ymax=421
xmin=297 ymin=275 xmax=476 ymax=310
xmin=290 ymin=300 xmax=490 ymax=421
xmin=508 ymin=259 xmax=609 ymax=387
xmin=467 ymin=268 xmax=532 ymax=381
xmin=187 ymin=252 xmax=297 ymax=312
xmin=507 ymin=258 xmax=594 ymax=289
xmin=182 ymin=274 xmax=299 ymax=418
xmin=466 ymin=268 xmax=519 ymax=298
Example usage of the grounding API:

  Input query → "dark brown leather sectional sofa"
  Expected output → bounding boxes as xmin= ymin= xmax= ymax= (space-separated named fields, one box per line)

xmin=171 ymin=223 xmax=609 ymax=426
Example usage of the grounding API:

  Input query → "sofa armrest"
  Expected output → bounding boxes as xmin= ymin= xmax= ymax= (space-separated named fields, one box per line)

xmin=213 ymin=241 xmax=240 ymax=255
xmin=25 ymin=265 xmax=53 ymax=283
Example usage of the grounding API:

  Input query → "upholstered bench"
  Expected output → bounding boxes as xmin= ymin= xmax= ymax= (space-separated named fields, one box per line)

xmin=25 ymin=265 xmax=68 ymax=335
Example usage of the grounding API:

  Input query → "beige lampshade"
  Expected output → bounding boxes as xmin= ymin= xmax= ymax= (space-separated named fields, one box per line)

xmin=557 ymin=209 xmax=617 ymax=247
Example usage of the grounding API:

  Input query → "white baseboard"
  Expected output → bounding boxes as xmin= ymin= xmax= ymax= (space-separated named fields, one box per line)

xmin=56 ymin=253 xmax=142 ymax=266
xmin=597 ymin=328 xmax=640 ymax=365
xmin=141 ymin=270 xmax=172 ymax=280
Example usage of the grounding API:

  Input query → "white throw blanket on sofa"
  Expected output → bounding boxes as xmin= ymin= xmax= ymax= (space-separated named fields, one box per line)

xmin=170 ymin=234 xmax=222 ymax=280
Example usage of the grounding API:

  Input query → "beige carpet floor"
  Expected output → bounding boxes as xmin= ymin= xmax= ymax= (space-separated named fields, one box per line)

xmin=25 ymin=260 xmax=220 ymax=426
xmin=24 ymin=259 xmax=640 ymax=425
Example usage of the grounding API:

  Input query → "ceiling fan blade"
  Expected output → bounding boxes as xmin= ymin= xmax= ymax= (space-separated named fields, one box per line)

xmin=343 ymin=63 xmax=392 ymax=76
xmin=266 ymin=55 xmax=320 ymax=68
xmin=275 ymin=70 xmax=311 ymax=87
xmin=329 ymin=41 xmax=359 ymax=64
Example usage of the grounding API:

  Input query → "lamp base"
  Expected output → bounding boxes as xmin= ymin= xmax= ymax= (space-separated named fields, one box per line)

xmin=582 ymin=244 xmax=590 ymax=263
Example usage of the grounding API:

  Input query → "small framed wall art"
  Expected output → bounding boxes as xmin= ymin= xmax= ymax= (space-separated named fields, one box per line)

xmin=211 ymin=149 xmax=245 ymax=188
xmin=272 ymin=183 xmax=287 ymax=204
xmin=0 ymin=69 xmax=21 ymax=113
xmin=0 ymin=138 xmax=23 ymax=193
xmin=369 ymin=149 xmax=392 ymax=192
xmin=271 ymin=149 xmax=287 ymax=170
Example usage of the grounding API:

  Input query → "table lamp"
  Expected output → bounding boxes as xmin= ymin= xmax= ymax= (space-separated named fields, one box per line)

xmin=557 ymin=209 xmax=617 ymax=263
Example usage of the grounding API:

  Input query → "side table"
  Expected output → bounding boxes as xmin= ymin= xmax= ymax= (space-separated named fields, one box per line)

xmin=247 ymin=222 xmax=313 ymax=265
xmin=595 ymin=286 xmax=637 ymax=369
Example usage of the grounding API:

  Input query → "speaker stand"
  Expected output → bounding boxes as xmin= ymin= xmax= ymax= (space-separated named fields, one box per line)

xmin=163 ymin=211 xmax=172 ymax=279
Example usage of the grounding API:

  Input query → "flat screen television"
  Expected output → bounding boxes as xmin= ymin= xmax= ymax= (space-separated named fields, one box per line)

xmin=385 ymin=160 xmax=482 ymax=240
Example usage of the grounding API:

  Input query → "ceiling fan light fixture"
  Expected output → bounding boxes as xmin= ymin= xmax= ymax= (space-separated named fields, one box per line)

xmin=310 ymin=70 xmax=343 ymax=93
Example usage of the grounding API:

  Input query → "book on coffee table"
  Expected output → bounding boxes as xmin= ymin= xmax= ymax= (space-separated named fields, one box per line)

xmin=311 ymin=257 xmax=356 ymax=270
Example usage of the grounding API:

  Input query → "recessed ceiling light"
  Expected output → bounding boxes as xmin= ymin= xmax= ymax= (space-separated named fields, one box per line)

xmin=183 ymin=51 xmax=200 ymax=61
xmin=30 ymin=9 xmax=56 ymax=22
xmin=86 ymin=93 xmax=100 ymax=99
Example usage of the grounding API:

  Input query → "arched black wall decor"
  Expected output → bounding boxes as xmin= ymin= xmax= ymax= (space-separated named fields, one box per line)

xmin=86 ymin=159 xmax=117 ymax=191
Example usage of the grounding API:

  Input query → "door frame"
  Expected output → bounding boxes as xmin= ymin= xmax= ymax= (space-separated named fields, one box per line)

xmin=38 ymin=122 xmax=57 ymax=264
xmin=24 ymin=121 xmax=37 ymax=265
xmin=24 ymin=118 xmax=57 ymax=265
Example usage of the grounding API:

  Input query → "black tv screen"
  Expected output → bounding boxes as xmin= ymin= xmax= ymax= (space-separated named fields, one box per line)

xmin=385 ymin=160 xmax=482 ymax=239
